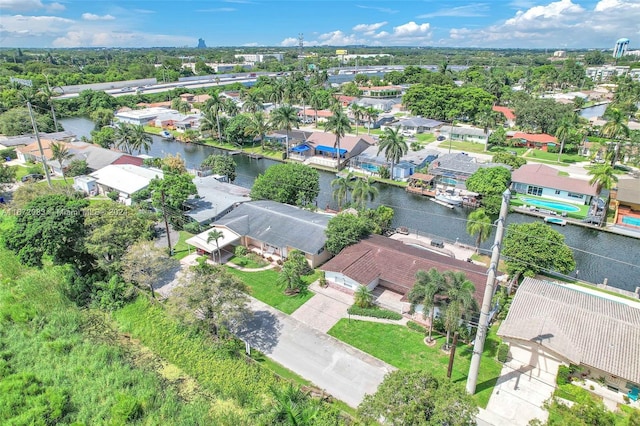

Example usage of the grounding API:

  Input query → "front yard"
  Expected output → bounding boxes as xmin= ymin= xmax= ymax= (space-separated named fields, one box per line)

xmin=438 ymin=140 xmax=488 ymax=154
xmin=327 ymin=319 xmax=503 ymax=408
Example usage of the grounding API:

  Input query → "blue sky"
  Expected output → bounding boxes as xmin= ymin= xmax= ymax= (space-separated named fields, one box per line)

xmin=1 ymin=0 xmax=639 ymax=49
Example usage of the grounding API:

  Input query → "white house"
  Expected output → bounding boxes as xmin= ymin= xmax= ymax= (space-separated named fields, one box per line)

xmin=89 ymin=164 xmax=163 ymax=205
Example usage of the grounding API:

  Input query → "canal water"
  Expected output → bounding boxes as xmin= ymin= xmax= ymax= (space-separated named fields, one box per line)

xmin=60 ymin=117 xmax=640 ymax=292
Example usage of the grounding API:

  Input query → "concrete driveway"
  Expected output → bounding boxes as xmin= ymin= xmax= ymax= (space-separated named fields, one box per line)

xmin=236 ymin=298 xmax=395 ymax=408
xmin=291 ymin=281 xmax=352 ymax=332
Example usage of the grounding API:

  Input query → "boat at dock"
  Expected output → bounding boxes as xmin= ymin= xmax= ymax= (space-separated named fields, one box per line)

xmin=431 ymin=198 xmax=455 ymax=209
xmin=160 ymin=130 xmax=174 ymax=140
xmin=544 ymin=216 xmax=567 ymax=226
xmin=435 ymin=192 xmax=463 ymax=207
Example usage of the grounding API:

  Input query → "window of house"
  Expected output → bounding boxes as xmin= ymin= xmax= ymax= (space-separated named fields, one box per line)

xmin=567 ymin=192 xmax=583 ymax=199
xmin=527 ymin=186 xmax=543 ymax=196
xmin=555 ymin=190 xmax=561 ymax=195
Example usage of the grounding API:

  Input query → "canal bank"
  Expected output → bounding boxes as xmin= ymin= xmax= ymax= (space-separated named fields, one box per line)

xmin=60 ymin=117 xmax=640 ymax=292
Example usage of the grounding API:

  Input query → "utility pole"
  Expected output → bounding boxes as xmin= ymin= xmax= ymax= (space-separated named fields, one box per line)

xmin=466 ymin=188 xmax=510 ymax=394
xmin=27 ymin=102 xmax=52 ymax=188
xmin=160 ymin=190 xmax=173 ymax=255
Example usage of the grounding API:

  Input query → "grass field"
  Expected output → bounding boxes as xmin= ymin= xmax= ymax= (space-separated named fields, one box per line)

xmin=438 ymin=140 xmax=488 ymax=154
xmin=226 ymin=268 xmax=316 ymax=314
xmin=171 ymin=230 xmax=195 ymax=260
xmin=525 ymin=150 xmax=585 ymax=164
xmin=327 ymin=320 xmax=502 ymax=408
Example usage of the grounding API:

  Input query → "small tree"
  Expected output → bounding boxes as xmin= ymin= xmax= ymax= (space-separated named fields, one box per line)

xmin=277 ymin=249 xmax=309 ymax=295
xmin=169 ymin=261 xmax=251 ymax=337
xmin=121 ymin=240 xmax=179 ymax=300
xmin=466 ymin=208 xmax=492 ymax=254
xmin=354 ymin=286 xmax=373 ymax=308
xmin=408 ymin=268 xmax=447 ymax=342
xmin=50 ymin=142 xmax=73 ymax=182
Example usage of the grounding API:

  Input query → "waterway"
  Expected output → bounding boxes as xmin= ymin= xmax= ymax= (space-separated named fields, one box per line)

xmin=60 ymin=117 xmax=640 ymax=292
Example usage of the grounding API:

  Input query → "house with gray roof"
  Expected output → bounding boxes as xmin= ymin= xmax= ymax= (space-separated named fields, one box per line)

xmin=0 ymin=131 xmax=76 ymax=150
xmin=354 ymin=97 xmax=400 ymax=112
xmin=440 ymin=126 xmax=489 ymax=143
xmin=184 ymin=175 xmax=250 ymax=225
xmin=213 ymin=200 xmax=332 ymax=267
xmin=395 ymin=117 xmax=444 ymax=134
xmin=428 ymin=153 xmax=509 ymax=188
xmin=498 ymin=278 xmax=640 ymax=397
xmin=350 ymin=145 xmax=439 ymax=180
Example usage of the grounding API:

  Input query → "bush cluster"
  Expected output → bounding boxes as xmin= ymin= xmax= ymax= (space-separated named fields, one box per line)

xmin=496 ymin=343 xmax=509 ymax=363
xmin=348 ymin=305 xmax=403 ymax=320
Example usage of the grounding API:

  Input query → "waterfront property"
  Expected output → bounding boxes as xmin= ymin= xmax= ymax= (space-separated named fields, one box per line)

xmin=89 ymin=164 xmax=163 ymax=205
xmin=511 ymin=164 xmax=599 ymax=211
xmin=350 ymin=146 xmax=439 ymax=180
xmin=0 ymin=130 xmax=76 ymax=150
xmin=428 ymin=152 xmax=508 ymax=188
xmin=320 ymin=234 xmax=488 ymax=316
xmin=611 ymin=179 xmax=640 ymax=231
xmin=498 ymin=278 xmax=640 ymax=400
xmin=184 ymin=175 xmax=250 ymax=226
xmin=292 ymin=132 xmax=375 ymax=169
xmin=211 ymin=200 xmax=333 ymax=267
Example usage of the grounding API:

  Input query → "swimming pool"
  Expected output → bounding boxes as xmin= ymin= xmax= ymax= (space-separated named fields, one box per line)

xmin=519 ymin=197 xmax=580 ymax=213
xmin=360 ymin=163 xmax=379 ymax=173
xmin=622 ymin=216 xmax=640 ymax=227
xmin=441 ymin=177 xmax=458 ymax=185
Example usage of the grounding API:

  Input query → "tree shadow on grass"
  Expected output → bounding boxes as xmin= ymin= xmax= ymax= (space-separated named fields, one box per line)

xmin=235 ymin=309 xmax=282 ymax=354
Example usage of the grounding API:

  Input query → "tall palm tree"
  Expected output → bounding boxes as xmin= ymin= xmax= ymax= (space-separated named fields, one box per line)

xmin=204 ymin=95 xmax=224 ymax=140
xmin=441 ymin=271 xmax=478 ymax=349
xmin=555 ymin=117 xmax=573 ymax=163
xmin=244 ymin=111 xmax=270 ymax=150
xmin=114 ymin=122 xmax=133 ymax=154
xmin=223 ymin=98 xmax=239 ymax=118
xmin=330 ymin=172 xmax=354 ymax=210
xmin=351 ymin=177 xmax=378 ymax=209
xmin=241 ymin=90 xmax=263 ymax=113
xmin=350 ymin=104 xmax=365 ymax=135
xmin=199 ymin=108 xmax=218 ymax=140
xmin=377 ymin=127 xmax=408 ymax=180
xmin=130 ymin=124 xmax=153 ymax=154
xmin=309 ymin=90 xmax=324 ymax=128
xmin=50 ymin=142 xmax=72 ymax=182
xmin=38 ymin=81 xmax=60 ymax=132
xmin=207 ymin=229 xmax=224 ymax=263
xmin=269 ymin=104 xmax=299 ymax=156
xmin=365 ymin=106 xmax=379 ymax=135
xmin=407 ymin=268 xmax=447 ymax=343
xmin=324 ymin=110 xmax=352 ymax=170
xmin=601 ymin=107 xmax=630 ymax=166
xmin=588 ymin=164 xmax=619 ymax=195
xmin=466 ymin=208 xmax=492 ymax=254
xmin=476 ymin=110 xmax=497 ymax=152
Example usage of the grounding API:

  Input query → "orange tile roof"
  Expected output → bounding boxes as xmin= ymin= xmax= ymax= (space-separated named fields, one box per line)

xmin=512 ymin=132 xmax=557 ymax=143
xmin=492 ymin=105 xmax=516 ymax=120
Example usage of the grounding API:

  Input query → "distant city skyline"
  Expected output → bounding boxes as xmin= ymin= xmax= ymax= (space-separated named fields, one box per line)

xmin=1 ymin=0 xmax=638 ymax=49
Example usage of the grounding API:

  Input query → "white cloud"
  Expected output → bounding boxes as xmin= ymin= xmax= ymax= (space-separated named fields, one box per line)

xmin=280 ymin=37 xmax=298 ymax=47
xmin=393 ymin=21 xmax=430 ymax=37
xmin=81 ymin=13 xmax=115 ymax=21
xmin=445 ymin=0 xmax=640 ymax=48
xmin=52 ymin=30 xmax=194 ymax=48
xmin=0 ymin=0 xmax=43 ymax=11
xmin=418 ymin=4 xmax=489 ymax=18
xmin=356 ymin=5 xmax=398 ymax=14
xmin=352 ymin=22 xmax=387 ymax=32
xmin=0 ymin=14 xmax=75 ymax=37
xmin=315 ymin=30 xmax=361 ymax=46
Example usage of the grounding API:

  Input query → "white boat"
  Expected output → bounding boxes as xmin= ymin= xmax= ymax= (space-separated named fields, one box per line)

xmin=160 ymin=130 xmax=174 ymax=139
xmin=544 ymin=216 xmax=567 ymax=226
xmin=435 ymin=192 xmax=463 ymax=207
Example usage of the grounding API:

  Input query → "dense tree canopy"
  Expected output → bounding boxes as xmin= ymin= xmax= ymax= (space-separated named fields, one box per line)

xmin=502 ymin=222 xmax=576 ymax=277
xmin=250 ymin=163 xmax=319 ymax=207
xmin=325 ymin=212 xmax=371 ymax=255
xmin=200 ymin=154 xmax=237 ymax=182
xmin=0 ymin=107 xmax=57 ymax=136
xmin=492 ymin=152 xmax=527 ymax=169
xmin=403 ymin=84 xmax=494 ymax=121
xmin=465 ymin=166 xmax=512 ymax=215
xmin=513 ymin=98 xmax=573 ymax=134
xmin=358 ymin=370 xmax=477 ymax=426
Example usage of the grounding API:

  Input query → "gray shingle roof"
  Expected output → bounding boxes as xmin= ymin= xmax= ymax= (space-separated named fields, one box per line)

xmin=498 ymin=278 xmax=640 ymax=384
xmin=398 ymin=117 xmax=444 ymax=128
xmin=215 ymin=200 xmax=330 ymax=255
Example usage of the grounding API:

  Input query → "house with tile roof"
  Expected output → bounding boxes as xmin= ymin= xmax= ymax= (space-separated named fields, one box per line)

xmin=508 ymin=132 xmax=557 ymax=152
xmin=492 ymin=105 xmax=516 ymax=128
xmin=498 ymin=278 xmax=640 ymax=397
xmin=211 ymin=200 xmax=332 ymax=267
xmin=320 ymin=234 xmax=489 ymax=315
xmin=511 ymin=164 xmax=598 ymax=206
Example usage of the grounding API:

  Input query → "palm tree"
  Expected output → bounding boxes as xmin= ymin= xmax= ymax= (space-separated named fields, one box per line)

xmin=309 ymin=90 xmax=324 ymax=128
xmin=601 ymin=107 xmax=630 ymax=166
xmin=269 ymin=104 xmax=300 ymax=157
xmin=244 ymin=111 xmax=270 ymax=150
xmin=588 ymin=164 xmax=619 ymax=195
xmin=200 ymin=108 xmax=218 ymax=139
xmin=555 ymin=117 xmax=573 ymax=163
xmin=324 ymin=110 xmax=352 ymax=170
xmin=407 ymin=268 xmax=447 ymax=343
xmin=441 ymin=271 xmax=478 ymax=349
xmin=350 ymin=104 xmax=365 ymax=135
xmin=204 ymin=95 xmax=224 ymax=140
xmin=38 ymin=80 xmax=60 ymax=132
xmin=223 ymin=98 xmax=238 ymax=118
xmin=354 ymin=286 xmax=373 ymax=308
xmin=476 ymin=110 xmax=497 ymax=152
xmin=330 ymin=172 xmax=354 ymax=210
xmin=377 ymin=127 xmax=408 ymax=181
xmin=466 ymin=208 xmax=492 ymax=254
xmin=114 ymin=122 xmax=133 ymax=154
xmin=365 ymin=106 xmax=379 ymax=135
xmin=50 ymin=142 xmax=72 ymax=182
xmin=241 ymin=90 xmax=263 ymax=113
xmin=261 ymin=384 xmax=318 ymax=426
xmin=207 ymin=229 xmax=224 ymax=263
xmin=351 ymin=177 xmax=378 ymax=209
xmin=130 ymin=124 xmax=153 ymax=154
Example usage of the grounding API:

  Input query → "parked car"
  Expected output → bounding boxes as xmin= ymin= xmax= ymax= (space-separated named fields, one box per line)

xmin=437 ymin=135 xmax=446 ymax=141
xmin=21 ymin=173 xmax=44 ymax=182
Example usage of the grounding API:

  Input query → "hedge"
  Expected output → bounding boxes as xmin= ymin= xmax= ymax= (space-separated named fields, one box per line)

xmin=496 ymin=343 xmax=509 ymax=363
xmin=347 ymin=305 xmax=403 ymax=320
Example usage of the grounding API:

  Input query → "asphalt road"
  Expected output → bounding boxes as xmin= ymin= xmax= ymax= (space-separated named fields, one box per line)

xmin=235 ymin=298 xmax=395 ymax=408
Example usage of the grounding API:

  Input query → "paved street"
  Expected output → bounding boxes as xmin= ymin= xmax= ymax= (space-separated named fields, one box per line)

xmin=236 ymin=298 xmax=395 ymax=408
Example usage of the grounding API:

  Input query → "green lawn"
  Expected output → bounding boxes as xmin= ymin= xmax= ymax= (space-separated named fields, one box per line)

xmin=172 ymin=230 xmax=195 ymax=260
xmin=525 ymin=150 xmax=585 ymax=165
xmin=415 ymin=133 xmax=436 ymax=143
xmin=327 ymin=320 xmax=503 ymax=408
xmin=438 ymin=140 xmax=489 ymax=154
xmin=226 ymin=268 xmax=315 ymax=314
xmin=10 ymin=164 xmax=31 ymax=180
xmin=228 ymin=253 xmax=269 ymax=269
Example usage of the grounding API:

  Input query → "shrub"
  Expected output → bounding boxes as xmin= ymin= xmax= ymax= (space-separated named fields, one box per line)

xmin=497 ymin=343 xmax=509 ymax=362
xmin=623 ymin=395 xmax=630 ymax=404
xmin=234 ymin=245 xmax=248 ymax=256
xmin=107 ymin=191 xmax=119 ymax=201
xmin=182 ymin=221 xmax=202 ymax=234
xmin=557 ymin=365 xmax=572 ymax=385
xmin=348 ymin=305 xmax=403 ymax=320
xmin=0 ymin=148 xmax=17 ymax=160
xmin=407 ymin=321 xmax=425 ymax=333
xmin=318 ymin=270 xmax=327 ymax=287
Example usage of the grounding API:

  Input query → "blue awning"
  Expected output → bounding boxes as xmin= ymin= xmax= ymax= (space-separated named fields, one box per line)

xmin=291 ymin=144 xmax=310 ymax=153
xmin=315 ymin=145 xmax=348 ymax=156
